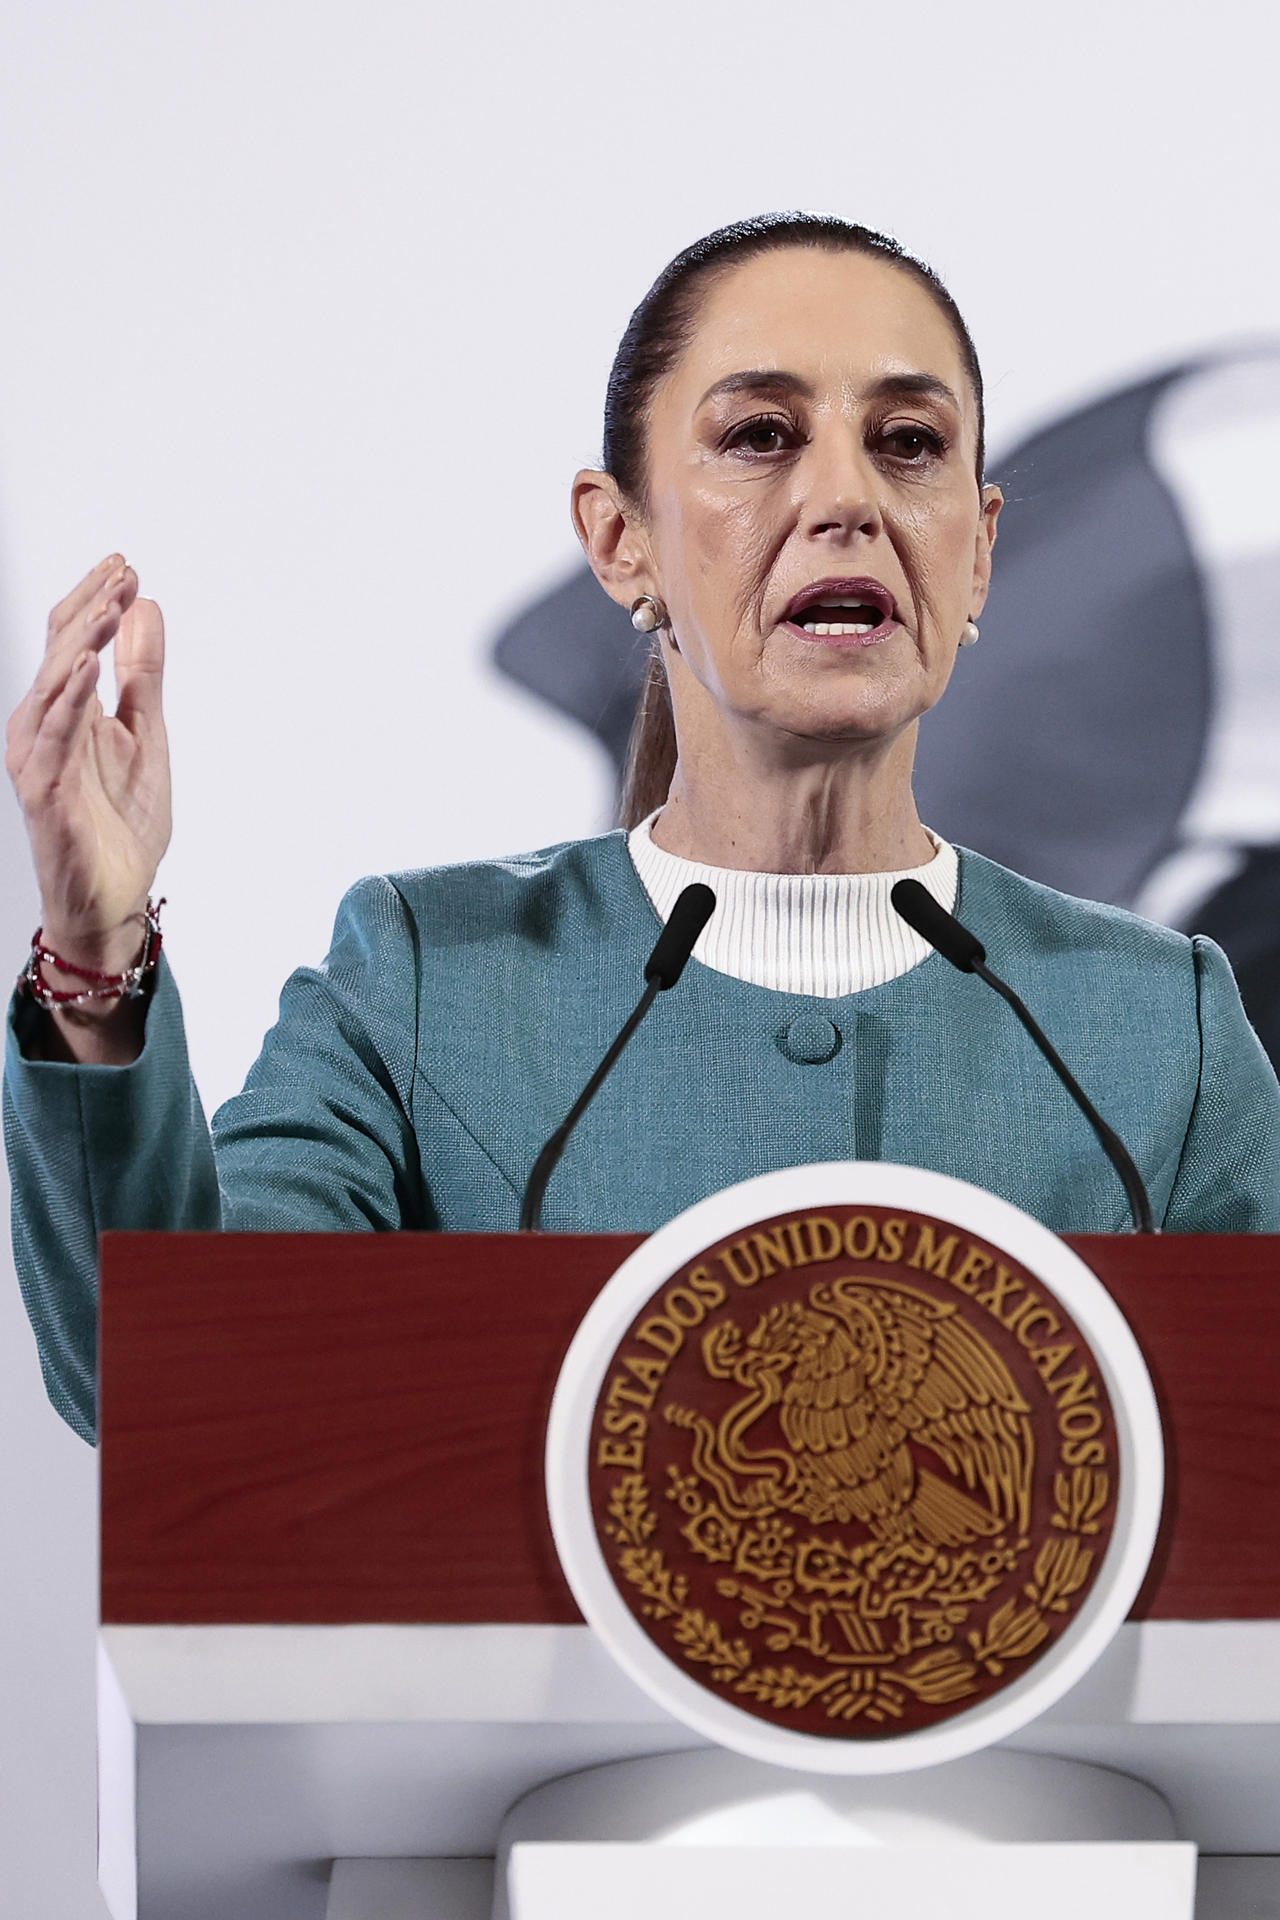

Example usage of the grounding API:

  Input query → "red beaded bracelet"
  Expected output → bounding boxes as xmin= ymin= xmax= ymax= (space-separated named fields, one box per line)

xmin=19 ymin=899 xmax=165 ymax=1010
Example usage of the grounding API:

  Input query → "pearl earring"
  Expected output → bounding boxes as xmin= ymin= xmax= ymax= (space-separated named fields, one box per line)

xmin=960 ymin=619 xmax=980 ymax=647
xmin=630 ymin=595 xmax=668 ymax=634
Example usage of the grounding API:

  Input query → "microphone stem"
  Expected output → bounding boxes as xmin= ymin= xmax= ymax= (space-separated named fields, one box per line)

xmin=974 ymin=961 xmax=1156 ymax=1235
xmin=519 ymin=977 xmax=662 ymax=1232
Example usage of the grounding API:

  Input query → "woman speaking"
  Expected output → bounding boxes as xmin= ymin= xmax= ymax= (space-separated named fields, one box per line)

xmin=6 ymin=213 xmax=1278 ymax=1443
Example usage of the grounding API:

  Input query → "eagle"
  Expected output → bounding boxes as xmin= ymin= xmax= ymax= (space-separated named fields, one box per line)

xmin=684 ymin=1276 xmax=1034 ymax=1550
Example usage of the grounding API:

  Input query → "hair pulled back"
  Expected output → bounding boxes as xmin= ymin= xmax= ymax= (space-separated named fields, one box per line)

xmin=606 ymin=212 xmax=986 ymax=828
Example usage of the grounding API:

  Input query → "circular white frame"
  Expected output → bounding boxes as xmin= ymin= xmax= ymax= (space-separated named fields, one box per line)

xmin=547 ymin=1161 xmax=1164 ymax=1774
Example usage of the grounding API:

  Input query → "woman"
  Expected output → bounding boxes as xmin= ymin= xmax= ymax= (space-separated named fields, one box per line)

xmin=6 ymin=213 xmax=1278 ymax=1444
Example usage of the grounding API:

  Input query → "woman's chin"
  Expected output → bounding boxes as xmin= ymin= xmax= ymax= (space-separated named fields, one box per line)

xmin=751 ymin=659 xmax=935 ymax=745
xmin=759 ymin=697 xmax=926 ymax=749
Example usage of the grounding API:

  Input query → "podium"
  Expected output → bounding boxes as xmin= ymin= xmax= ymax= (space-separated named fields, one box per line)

xmin=96 ymin=1230 xmax=1280 ymax=1919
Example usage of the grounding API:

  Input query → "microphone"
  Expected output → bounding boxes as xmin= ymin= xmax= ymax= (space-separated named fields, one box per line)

xmin=891 ymin=878 xmax=1155 ymax=1235
xmin=519 ymin=883 xmax=716 ymax=1232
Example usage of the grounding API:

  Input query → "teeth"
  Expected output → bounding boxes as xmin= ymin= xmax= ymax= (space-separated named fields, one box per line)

xmin=807 ymin=621 xmax=877 ymax=636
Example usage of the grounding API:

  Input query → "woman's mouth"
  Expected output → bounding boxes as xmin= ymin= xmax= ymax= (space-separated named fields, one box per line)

xmin=780 ymin=578 xmax=899 ymax=648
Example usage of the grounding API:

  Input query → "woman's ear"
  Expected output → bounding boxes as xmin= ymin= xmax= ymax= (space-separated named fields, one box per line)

xmin=970 ymin=482 xmax=1004 ymax=617
xmin=572 ymin=469 xmax=658 ymax=610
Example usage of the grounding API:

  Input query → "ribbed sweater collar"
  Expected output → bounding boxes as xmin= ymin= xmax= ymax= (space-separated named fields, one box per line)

xmin=627 ymin=813 xmax=958 ymax=998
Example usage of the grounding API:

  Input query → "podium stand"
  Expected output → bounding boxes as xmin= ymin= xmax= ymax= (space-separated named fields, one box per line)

xmin=97 ymin=1231 xmax=1280 ymax=1920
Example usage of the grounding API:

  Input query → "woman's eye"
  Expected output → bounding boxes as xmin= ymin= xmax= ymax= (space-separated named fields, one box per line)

xmin=882 ymin=425 xmax=946 ymax=463
xmin=723 ymin=414 xmax=797 ymax=455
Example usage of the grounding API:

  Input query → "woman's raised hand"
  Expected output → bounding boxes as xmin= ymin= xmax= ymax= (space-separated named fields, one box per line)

xmin=5 ymin=555 xmax=172 ymax=982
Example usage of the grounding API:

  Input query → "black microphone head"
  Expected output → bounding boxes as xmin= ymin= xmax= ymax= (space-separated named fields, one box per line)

xmin=644 ymin=883 xmax=716 ymax=990
xmin=891 ymin=877 xmax=986 ymax=973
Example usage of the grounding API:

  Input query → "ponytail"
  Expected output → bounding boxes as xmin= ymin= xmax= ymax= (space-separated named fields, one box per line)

xmin=619 ymin=646 xmax=678 ymax=828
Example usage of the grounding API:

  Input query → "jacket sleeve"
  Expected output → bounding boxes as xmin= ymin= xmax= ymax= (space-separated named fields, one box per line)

xmin=211 ymin=875 xmax=428 ymax=1231
xmin=3 ymin=875 xmax=428 ymax=1442
xmin=1163 ymin=935 xmax=1280 ymax=1232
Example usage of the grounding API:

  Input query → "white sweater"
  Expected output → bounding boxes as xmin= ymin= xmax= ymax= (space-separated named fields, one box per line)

xmin=627 ymin=813 xmax=958 ymax=998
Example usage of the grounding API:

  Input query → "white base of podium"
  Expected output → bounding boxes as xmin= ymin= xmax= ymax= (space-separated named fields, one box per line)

xmin=493 ymin=1748 xmax=1188 ymax=1920
xmin=507 ymin=1842 xmax=1196 ymax=1920
xmin=497 ymin=1746 xmax=1176 ymax=1849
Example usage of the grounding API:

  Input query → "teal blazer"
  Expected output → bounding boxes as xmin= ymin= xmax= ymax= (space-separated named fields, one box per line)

xmin=6 ymin=835 xmax=1279 ymax=1442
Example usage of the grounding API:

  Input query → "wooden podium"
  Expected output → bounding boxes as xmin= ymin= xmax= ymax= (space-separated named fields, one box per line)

xmin=97 ymin=1231 xmax=1280 ymax=1920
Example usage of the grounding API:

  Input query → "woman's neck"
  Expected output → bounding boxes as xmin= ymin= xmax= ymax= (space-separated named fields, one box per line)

xmin=650 ymin=718 xmax=932 ymax=876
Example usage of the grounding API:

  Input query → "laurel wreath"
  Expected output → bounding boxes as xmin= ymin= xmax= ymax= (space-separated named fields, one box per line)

xmin=603 ymin=1464 xmax=1109 ymax=1726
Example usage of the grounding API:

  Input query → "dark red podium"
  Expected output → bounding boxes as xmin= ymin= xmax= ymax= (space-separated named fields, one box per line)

xmin=95 ymin=1233 xmax=1280 ymax=1920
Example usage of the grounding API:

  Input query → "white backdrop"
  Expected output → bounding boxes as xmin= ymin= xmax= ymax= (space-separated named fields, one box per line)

xmin=1 ymin=0 xmax=1278 ymax=1909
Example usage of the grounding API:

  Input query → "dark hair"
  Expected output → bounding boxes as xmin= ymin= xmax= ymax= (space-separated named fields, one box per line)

xmin=606 ymin=212 xmax=986 ymax=827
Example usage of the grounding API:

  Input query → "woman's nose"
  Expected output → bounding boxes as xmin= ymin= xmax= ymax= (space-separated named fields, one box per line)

xmin=799 ymin=435 xmax=883 ymax=542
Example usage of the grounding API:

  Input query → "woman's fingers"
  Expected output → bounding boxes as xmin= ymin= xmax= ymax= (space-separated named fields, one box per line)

xmin=114 ymin=597 xmax=166 ymax=733
xmin=32 ymin=587 xmax=126 ymax=709
xmin=14 ymin=653 xmax=102 ymax=803
xmin=17 ymin=567 xmax=138 ymax=761
xmin=8 ymin=642 xmax=102 ymax=783
xmin=45 ymin=555 xmax=126 ymax=649
xmin=7 ymin=564 xmax=149 ymax=787
xmin=40 ymin=564 xmax=137 ymax=682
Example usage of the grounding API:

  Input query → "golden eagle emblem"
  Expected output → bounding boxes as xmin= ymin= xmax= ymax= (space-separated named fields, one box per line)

xmin=677 ymin=1276 xmax=1034 ymax=1550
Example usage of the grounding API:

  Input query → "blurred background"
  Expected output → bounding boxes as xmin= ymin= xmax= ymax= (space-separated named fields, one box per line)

xmin=1 ymin=0 xmax=1277 ymax=1909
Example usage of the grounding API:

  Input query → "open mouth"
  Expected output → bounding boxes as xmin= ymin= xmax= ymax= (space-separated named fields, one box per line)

xmin=781 ymin=578 xmax=898 ymax=641
xmin=791 ymin=599 xmax=887 ymax=636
